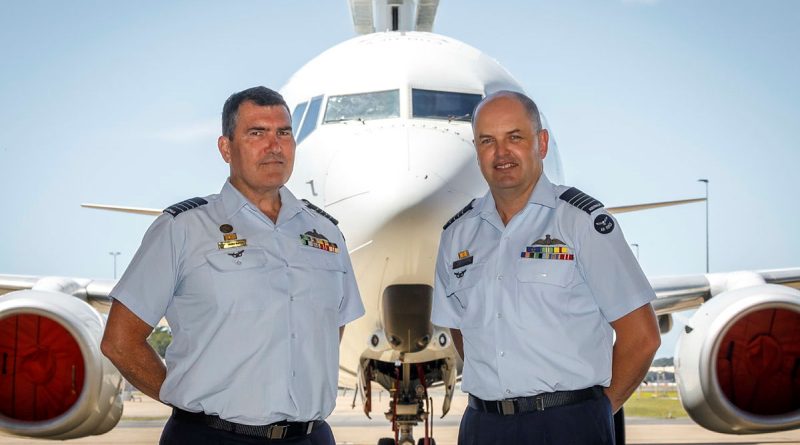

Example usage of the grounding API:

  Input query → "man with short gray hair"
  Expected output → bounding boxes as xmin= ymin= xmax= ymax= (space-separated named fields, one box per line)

xmin=432 ymin=90 xmax=660 ymax=444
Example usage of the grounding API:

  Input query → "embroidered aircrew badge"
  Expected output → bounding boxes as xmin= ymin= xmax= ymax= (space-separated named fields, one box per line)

xmin=521 ymin=234 xmax=574 ymax=260
xmin=594 ymin=214 xmax=615 ymax=234
xmin=300 ymin=229 xmax=340 ymax=253
xmin=452 ymin=249 xmax=474 ymax=270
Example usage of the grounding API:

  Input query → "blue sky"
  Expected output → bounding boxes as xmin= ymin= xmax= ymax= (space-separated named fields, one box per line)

xmin=1 ymin=1 xmax=798 ymax=358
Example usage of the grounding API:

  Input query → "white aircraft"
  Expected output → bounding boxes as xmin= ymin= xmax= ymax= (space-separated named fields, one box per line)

xmin=2 ymin=1 xmax=799 ymax=444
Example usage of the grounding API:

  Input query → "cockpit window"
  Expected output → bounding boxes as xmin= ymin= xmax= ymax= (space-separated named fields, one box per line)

xmin=297 ymin=96 xmax=323 ymax=144
xmin=412 ymin=89 xmax=483 ymax=122
xmin=291 ymin=101 xmax=308 ymax=130
xmin=323 ymin=90 xmax=400 ymax=123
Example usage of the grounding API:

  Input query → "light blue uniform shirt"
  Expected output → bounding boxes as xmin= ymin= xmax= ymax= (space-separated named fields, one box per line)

xmin=111 ymin=181 xmax=365 ymax=425
xmin=431 ymin=174 xmax=655 ymax=401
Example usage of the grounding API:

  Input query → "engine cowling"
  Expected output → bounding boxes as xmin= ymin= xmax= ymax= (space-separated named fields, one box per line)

xmin=0 ymin=289 xmax=123 ymax=440
xmin=676 ymin=283 xmax=800 ymax=433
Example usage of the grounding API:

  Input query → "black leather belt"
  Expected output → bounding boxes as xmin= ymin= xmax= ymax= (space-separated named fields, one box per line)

xmin=468 ymin=386 xmax=603 ymax=415
xmin=172 ymin=407 xmax=322 ymax=440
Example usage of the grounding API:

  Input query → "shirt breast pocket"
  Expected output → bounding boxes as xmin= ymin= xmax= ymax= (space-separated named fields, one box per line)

xmin=300 ymin=250 xmax=346 ymax=311
xmin=445 ymin=262 xmax=489 ymax=329
xmin=516 ymin=260 xmax=575 ymax=287
xmin=205 ymin=247 xmax=273 ymax=312
xmin=515 ymin=259 xmax=576 ymax=323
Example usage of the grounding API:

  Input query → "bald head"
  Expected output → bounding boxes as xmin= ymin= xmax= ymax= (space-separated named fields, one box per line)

xmin=472 ymin=90 xmax=542 ymax=133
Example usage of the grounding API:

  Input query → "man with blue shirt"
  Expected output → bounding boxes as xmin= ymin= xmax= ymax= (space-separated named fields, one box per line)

xmin=432 ymin=90 xmax=660 ymax=444
xmin=101 ymin=86 xmax=364 ymax=444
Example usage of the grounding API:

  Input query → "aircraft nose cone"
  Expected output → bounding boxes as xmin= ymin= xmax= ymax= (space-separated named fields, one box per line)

xmin=324 ymin=122 xmax=476 ymax=208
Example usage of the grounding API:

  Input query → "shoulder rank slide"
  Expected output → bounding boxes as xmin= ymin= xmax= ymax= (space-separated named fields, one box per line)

xmin=559 ymin=187 xmax=603 ymax=215
xmin=302 ymin=199 xmax=338 ymax=226
xmin=443 ymin=199 xmax=475 ymax=230
xmin=163 ymin=197 xmax=208 ymax=217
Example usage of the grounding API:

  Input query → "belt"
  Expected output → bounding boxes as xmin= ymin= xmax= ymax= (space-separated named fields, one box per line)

xmin=468 ymin=386 xmax=603 ymax=415
xmin=172 ymin=407 xmax=322 ymax=440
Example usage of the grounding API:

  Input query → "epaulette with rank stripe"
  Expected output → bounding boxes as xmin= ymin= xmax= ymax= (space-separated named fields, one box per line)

xmin=559 ymin=187 xmax=603 ymax=214
xmin=302 ymin=199 xmax=338 ymax=225
xmin=443 ymin=199 xmax=475 ymax=230
xmin=163 ymin=197 xmax=208 ymax=217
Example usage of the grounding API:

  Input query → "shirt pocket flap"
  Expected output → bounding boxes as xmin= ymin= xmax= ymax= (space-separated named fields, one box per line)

xmin=516 ymin=260 xmax=575 ymax=287
xmin=446 ymin=262 xmax=485 ymax=293
xmin=206 ymin=247 xmax=269 ymax=272
xmin=299 ymin=249 xmax=347 ymax=272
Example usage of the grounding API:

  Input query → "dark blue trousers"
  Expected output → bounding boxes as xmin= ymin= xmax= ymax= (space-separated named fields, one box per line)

xmin=159 ymin=415 xmax=335 ymax=445
xmin=458 ymin=394 xmax=614 ymax=445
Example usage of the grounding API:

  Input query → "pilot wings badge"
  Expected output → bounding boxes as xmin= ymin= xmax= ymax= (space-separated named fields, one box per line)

xmin=521 ymin=234 xmax=574 ymax=260
xmin=300 ymin=229 xmax=340 ymax=253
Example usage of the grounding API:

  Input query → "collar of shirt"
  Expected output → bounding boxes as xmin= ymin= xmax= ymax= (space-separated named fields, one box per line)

xmin=475 ymin=173 xmax=557 ymax=229
xmin=220 ymin=180 xmax=305 ymax=226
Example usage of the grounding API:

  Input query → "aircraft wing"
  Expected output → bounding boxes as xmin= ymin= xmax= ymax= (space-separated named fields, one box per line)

xmin=606 ymin=197 xmax=705 ymax=215
xmin=81 ymin=203 xmax=162 ymax=216
xmin=649 ymin=267 xmax=800 ymax=315
xmin=0 ymin=273 xmax=115 ymax=312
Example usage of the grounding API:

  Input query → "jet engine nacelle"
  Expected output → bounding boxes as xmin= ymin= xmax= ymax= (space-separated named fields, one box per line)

xmin=676 ymin=283 xmax=800 ymax=434
xmin=0 ymin=289 xmax=123 ymax=440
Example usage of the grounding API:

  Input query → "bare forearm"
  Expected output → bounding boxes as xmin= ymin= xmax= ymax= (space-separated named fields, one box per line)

xmin=605 ymin=304 xmax=660 ymax=412
xmin=101 ymin=300 xmax=167 ymax=402
xmin=450 ymin=328 xmax=464 ymax=360
xmin=105 ymin=340 xmax=166 ymax=401
xmin=606 ymin=337 xmax=657 ymax=412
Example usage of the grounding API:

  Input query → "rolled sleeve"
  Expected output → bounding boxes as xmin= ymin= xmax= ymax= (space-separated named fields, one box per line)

xmin=576 ymin=212 xmax=656 ymax=322
xmin=110 ymin=214 xmax=179 ymax=327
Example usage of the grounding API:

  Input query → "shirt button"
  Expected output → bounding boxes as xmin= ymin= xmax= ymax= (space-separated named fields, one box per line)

xmin=506 ymin=389 xmax=511 ymax=394
xmin=496 ymin=313 xmax=502 ymax=319
xmin=291 ymin=333 xmax=297 ymax=339
xmin=289 ymin=296 xmax=294 ymax=301
xmin=497 ymin=274 xmax=504 ymax=281
xmin=499 ymin=351 xmax=505 ymax=357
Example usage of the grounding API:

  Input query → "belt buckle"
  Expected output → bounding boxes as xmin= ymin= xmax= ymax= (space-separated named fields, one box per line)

xmin=535 ymin=396 xmax=545 ymax=411
xmin=500 ymin=400 xmax=515 ymax=415
xmin=268 ymin=425 xmax=287 ymax=439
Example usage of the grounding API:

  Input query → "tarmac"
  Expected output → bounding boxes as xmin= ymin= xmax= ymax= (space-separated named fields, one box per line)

xmin=2 ymin=390 xmax=799 ymax=444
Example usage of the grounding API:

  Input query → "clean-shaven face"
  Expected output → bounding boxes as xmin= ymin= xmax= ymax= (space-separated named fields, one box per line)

xmin=218 ymin=101 xmax=296 ymax=196
xmin=473 ymin=95 xmax=548 ymax=196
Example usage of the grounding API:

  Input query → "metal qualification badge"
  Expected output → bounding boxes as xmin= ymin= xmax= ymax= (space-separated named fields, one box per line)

xmin=218 ymin=224 xmax=247 ymax=249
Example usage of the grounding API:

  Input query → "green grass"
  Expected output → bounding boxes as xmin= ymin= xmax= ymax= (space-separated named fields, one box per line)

xmin=623 ymin=390 xmax=688 ymax=419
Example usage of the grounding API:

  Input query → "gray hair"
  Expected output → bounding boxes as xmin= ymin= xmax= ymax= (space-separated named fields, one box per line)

xmin=222 ymin=86 xmax=290 ymax=139
xmin=472 ymin=90 xmax=542 ymax=132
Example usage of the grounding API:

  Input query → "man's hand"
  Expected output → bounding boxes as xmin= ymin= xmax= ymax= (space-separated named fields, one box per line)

xmin=101 ymin=300 xmax=166 ymax=401
xmin=605 ymin=303 xmax=660 ymax=413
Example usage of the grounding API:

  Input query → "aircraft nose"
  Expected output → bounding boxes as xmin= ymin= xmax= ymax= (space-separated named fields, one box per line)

xmin=324 ymin=122 xmax=477 ymax=211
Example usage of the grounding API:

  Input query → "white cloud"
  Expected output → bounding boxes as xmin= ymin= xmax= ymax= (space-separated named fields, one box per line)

xmin=622 ymin=0 xmax=661 ymax=4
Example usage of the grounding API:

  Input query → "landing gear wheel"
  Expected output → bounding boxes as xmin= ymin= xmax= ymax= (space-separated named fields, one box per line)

xmin=378 ymin=438 xmax=396 ymax=445
xmin=417 ymin=438 xmax=436 ymax=445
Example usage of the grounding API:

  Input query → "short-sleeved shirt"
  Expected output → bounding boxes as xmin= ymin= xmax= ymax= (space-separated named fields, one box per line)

xmin=111 ymin=181 xmax=365 ymax=425
xmin=431 ymin=174 xmax=655 ymax=401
